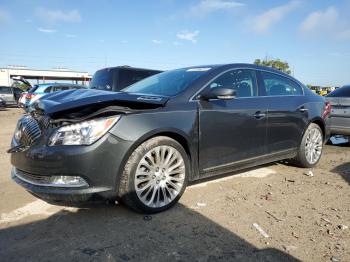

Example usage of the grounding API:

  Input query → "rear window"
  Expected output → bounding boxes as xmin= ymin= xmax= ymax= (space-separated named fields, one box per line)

xmin=327 ymin=86 xmax=350 ymax=97
xmin=0 ymin=86 xmax=11 ymax=94
xmin=90 ymin=69 xmax=114 ymax=91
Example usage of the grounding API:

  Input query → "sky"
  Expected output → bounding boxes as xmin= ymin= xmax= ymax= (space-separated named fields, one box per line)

xmin=0 ymin=0 xmax=349 ymax=86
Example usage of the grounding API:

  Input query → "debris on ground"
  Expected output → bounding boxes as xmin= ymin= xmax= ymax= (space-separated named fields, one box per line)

xmin=196 ymin=202 xmax=207 ymax=207
xmin=252 ymin=223 xmax=269 ymax=238
xmin=337 ymin=224 xmax=348 ymax=230
xmin=143 ymin=215 xmax=152 ymax=221
xmin=282 ymin=245 xmax=298 ymax=252
xmin=265 ymin=211 xmax=283 ymax=222
xmin=304 ymin=170 xmax=314 ymax=177
xmin=330 ymin=256 xmax=341 ymax=262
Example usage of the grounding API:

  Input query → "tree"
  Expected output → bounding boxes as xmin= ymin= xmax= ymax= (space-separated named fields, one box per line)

xmin=254 ymin=58 xmax=291 ymax=75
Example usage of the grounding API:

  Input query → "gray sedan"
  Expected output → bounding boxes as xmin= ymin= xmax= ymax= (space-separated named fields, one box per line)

xmin=326 ymin=85 xmax=350 ymax=136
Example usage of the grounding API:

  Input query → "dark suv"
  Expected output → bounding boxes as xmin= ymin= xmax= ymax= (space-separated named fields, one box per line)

xmin=89 ymin=66 xmax=162 ymax=91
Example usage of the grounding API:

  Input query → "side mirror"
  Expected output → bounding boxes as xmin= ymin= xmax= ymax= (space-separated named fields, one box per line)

xmin=199 ymin=88 xmax=236 ymax=101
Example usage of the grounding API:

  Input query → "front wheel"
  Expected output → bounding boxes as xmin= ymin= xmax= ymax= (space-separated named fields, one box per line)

xmin=293 ymin=123 xmax=324 ymax=168
xmin=118 ymin=136 xmax=189 ymax=213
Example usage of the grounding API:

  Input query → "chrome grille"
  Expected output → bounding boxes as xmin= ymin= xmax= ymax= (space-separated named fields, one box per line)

xmin=15 ymin=115 xmax=42 ymax=147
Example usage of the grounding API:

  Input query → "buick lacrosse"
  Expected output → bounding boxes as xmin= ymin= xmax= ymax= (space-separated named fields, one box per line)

xmin=9 ymin=64 xmax=330 ymax=213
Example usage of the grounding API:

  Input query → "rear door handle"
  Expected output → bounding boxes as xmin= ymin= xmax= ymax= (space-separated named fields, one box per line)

xmin=254 ymin=111 xmax=266 ymax=119
xmin=299 ymin=107 xmax=308 ymax=112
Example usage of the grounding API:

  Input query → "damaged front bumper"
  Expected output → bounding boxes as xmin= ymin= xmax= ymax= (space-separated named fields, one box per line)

xmin=10 ymin=132 xmax=134 ymax=206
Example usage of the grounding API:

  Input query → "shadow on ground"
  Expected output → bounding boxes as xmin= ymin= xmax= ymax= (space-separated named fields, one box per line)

xmin=331 ymin=162 xmax=350 ymax=185
xmin=0 ymin=203 xmax=299 ymax=262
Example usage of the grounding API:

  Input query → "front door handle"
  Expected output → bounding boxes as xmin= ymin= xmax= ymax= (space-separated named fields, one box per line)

xmin=254 ymin=111 xmax=266 ymax=119
xmin=299 ymin=107 xmax=308 ymax=112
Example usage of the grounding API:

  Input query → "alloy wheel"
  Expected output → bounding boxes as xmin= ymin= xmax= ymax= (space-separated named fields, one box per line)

xmin=305 ymin=127 xmax=323 ymax=164
xmin=134 ymin=145 xmax=186 ymax=208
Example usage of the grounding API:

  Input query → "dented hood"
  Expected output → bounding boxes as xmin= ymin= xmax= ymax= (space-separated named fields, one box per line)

xmin=35 ymin=89 xmax=169 ymax=115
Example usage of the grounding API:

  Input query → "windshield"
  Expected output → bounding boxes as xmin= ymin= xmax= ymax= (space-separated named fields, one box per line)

xmin=90 ymin=69 xmax=113 ymax=91
xmin=122 ymin=68 xmax=209 ymax=96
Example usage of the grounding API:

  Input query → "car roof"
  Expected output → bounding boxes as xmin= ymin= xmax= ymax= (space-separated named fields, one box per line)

xmin=35 ymin=83 xmax=85 ymax=87
xmin=181 ymin=63 xmax=291 ymax=77
xmin=96 ymin=66 xmax=163 ymax=72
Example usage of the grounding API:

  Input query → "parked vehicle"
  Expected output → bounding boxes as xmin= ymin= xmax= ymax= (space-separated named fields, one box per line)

xmin=0 ymin=97 xmax=5 ymax=107
xmin=24 ymin=83 xmax=86 ymax=112
xmin=0 ymin=86 xmax=23 ymax=106
xmin=90 ymin=66 xmax=162 ymax=91
xmin=9 ymin=64 xmax=331 ymax=213
xmin=326 ymin=85 xmax=350 ymax=136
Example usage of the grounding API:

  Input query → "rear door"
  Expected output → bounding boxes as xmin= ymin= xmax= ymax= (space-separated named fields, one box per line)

xmin=257 ymin=71 xmax=308 ymax=154
xmin=198 ymin=69 xmax=268 ymax=174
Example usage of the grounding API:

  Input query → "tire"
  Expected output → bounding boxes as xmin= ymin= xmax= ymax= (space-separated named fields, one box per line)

xmin=293 ymin=123 xmax=324 ymax=168
xmin=117 ymin=136 xmax=189 ymax=213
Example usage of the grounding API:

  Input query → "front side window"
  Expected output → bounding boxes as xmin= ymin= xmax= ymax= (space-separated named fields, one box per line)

xmin=0 ymin=86 xmax=12 ymax=94
xmin=208 ymin=69 xmax=257 ymax=98
xmin=261 ymin=72 xmax=303 ymax=96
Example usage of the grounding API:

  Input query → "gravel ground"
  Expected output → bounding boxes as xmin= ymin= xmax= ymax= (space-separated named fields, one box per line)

xmin=0 ymin=108 xmax=349 ymax=262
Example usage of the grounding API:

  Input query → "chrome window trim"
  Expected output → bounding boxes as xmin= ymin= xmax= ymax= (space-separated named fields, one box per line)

xmin=189 ymin=67 xmax=305 ymax=102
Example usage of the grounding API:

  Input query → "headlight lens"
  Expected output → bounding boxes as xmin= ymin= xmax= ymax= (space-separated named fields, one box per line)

xmin=49 ymin=116 xmax=120 ymax=146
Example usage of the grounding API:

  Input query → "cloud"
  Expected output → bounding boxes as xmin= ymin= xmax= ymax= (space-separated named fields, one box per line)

xmin=177 ymin=30 xmax=200 ymax=43
xmin=35 ymin=7 xmax=81 ymax=23
xmin=300 ymin=6 xmax=338 ymax=33
xmin=152 ymin=39 xmax=163 ymax=44
xmin=37 ymin=27 xmax=56 ymax=33
xmin=300 ymin=6 xmax=350 ymax=40
xmin=0 ymin=8 xmax=11 ymax=24
xmin=251 ymin=0 xmax=300 ymax=34
xmin=190 ymin=0 xmax=244 ymax=16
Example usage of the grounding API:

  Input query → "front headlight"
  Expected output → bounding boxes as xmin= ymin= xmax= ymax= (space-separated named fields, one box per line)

xmin=48 ymin=115 xmax=120 ymax=146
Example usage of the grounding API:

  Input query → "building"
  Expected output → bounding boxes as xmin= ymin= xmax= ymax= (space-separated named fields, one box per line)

xmin=0 ymin=66 xmax=92 ymax=86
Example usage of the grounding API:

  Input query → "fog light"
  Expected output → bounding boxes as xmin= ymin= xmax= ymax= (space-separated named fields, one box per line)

xmin=51 ymin=176 xmax=88 ymax=187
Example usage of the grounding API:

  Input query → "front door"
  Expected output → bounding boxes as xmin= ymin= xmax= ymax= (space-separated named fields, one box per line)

xmin=198 ymin=69 xmax=268 ymax=174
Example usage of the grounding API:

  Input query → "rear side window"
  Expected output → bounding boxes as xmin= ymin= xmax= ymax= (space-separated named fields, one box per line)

xmin=327 ymin=86 xmax=350 ymax=97
xmin=208 ymin=69 xmax=258 ymax=98
xmin=53 ymin=86 xmax=70 ymax=92
xmin=118 ymin=69 xmax=160 ymax=90
xmin=261 ymin=72 xmax=303 ymax=96
xmin=0 ymin=86 xmax=11 ymax=94
xmin=90 ymin=69 xmax=114 ymax=91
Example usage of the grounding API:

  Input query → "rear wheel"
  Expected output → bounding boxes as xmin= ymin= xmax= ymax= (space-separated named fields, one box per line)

xmin=293 ymin=123 xmax=323 ymax=168
xmin=118 ymin=136 xmax=189 ymax=213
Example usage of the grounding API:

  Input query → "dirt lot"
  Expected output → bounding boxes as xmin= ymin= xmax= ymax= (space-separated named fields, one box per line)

xmin=0 ymin=108 xmax=349 ymax=262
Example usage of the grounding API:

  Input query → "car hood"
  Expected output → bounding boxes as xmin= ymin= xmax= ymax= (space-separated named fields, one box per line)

xmin=35 ymin=89 xmax=169 ymax=115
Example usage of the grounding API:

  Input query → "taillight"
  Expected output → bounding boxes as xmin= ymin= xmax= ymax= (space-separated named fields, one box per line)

xmin=322 ymin=101 xmax=331 ymax=119
xmin=26 ymin=93 xmax=36 ymax=99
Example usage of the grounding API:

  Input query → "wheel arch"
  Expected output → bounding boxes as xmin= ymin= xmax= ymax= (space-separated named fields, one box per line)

xmin=310 ymin=117 xmax=326 ymax=140
xmin=116 ymin=128 xmax=198 ymax=190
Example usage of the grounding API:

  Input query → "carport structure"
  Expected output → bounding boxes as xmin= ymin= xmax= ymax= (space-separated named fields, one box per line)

xmin=0 ymin=66 xmax=92 ymax=86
